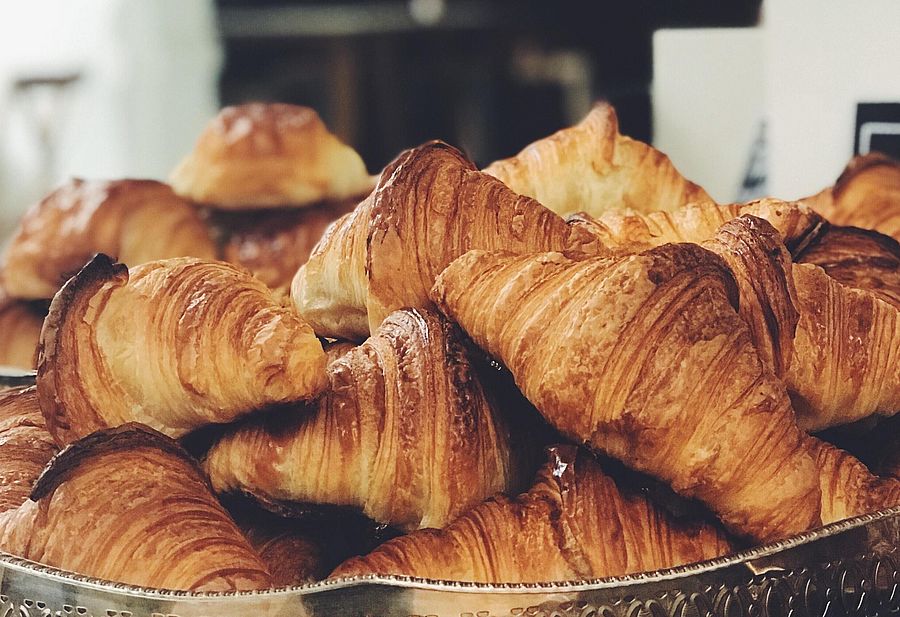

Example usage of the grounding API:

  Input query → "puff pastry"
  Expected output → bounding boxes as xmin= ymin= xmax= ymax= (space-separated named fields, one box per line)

xmin=37 ymin=254 xmax=327 ymax=445
xmin=0 ymin=289 xmax=43 ymax=369
xmin=484 ymin=103 xmax=711 ymax=218
xmin=170 ymin=103 xmax=372 ymax=208
xmin=0 ymin=424 xmax=271 ymax=591
xmin=432 ymin=246 xmax=822 ymax=542
xmin=292 ymin=140 xmax=603 ymax=340
xmin=0 ymin=386 xmax=58 ymax=513
xmin=204 ymin=308 xmax=517 ymax=531
xmin=0 ymin=179 xmax=216 ymax=300
xmin=332 ymin=446 xmax=732 ymax=583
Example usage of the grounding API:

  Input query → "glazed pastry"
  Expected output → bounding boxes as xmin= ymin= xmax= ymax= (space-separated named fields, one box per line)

xmin=801 ymin=153 xmax=900 ymax=241
xmin=212 ymin=196 xmax=358 ymax=290
xmin=205 ymin=308 xmax=518 ymax=532
xmin=570 ymin=198 xmax=825 ymax=257
xmin=0 ymin=289 xmax=44 ymax=369
xmin=0 ymin=179 xmax=216 ymax=300
xmin=0 ymin=387 xmax=58 ymax=513
xmin=808 ymin=437 xmax=900 ymax=524
xmin=0 ymin=424 xmax=271 ymax=591
xmin=431 ymin=246 xmax=822 ymax=542
xmin=331 ymin=446 xmax=732 ymax=583
xmin=238 ymin=519 xmax=327 ymax=586
xmin=37 ymin=254 xmax=327 ymax=445
xmin=292 ymin=140 xmax=603 ymax=340
xmin=484 ymin=103 xmax=711 ymax=218
xmin=170 ymin=103 xmax=372 ymax=209
xmin=787 ymin=264 xmax=900 ymax=430
xmin=795 ymin=225 xmax=900 ymax=309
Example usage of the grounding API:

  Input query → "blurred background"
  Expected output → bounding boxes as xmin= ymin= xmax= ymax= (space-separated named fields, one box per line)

xmin=0 ymin=0 xmax=898 ymax=238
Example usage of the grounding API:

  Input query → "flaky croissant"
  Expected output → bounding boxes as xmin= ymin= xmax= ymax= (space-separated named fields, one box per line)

xmin=332 ymin=446 xmax=732 ymax=583
xmin=0 ymin=387 xmax=58 ymax=513
xmin=37 ymin=254 xmax=327 ymax=445
xmin=0 ymin=179 xmax=216 ymax=300
xmin=432 ymin=246 xmax=822 ymax=542
xmin=292 ymin=140 xmax=603 ymax=340
xmin=801 ymin=153 xmax=900 ymax=241
xmin=484 ymin=103 xmax=711 ymax=218
xmin=0 ymin=424 xmax=271 ymax=590
xmin=204 ymin=308 xmax=518 ymax=532
xmin=0 ymin=289 xmax=43 ymax=369
xmin=795 ymin=225 xmax=900 ymax=310
xmin=170 ymin=103 xmax=373 ymax=209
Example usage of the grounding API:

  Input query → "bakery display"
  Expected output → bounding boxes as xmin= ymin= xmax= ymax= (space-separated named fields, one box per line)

xmin=37 ymin=254 xmax=326 ymax=445
xmin=0 ymin=101 xmax=897 ymax=594
xmin=0 ymin=179 xmax=216 ymax=300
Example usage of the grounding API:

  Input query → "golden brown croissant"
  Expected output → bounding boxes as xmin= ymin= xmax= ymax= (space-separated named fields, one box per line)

xmin=0 ymin=386 xmax=58 ymax=513
xmin=292 ymin=140 xmax=604 ymax=340
xmin=37 ymin=254 xmax=327 ymax=445
xmin=204 ymin=308 xmax=518 ymax=532
xmin=801 ymin=153 xmax=900 ymax=241
xmin=795 ymin=225 xmax=900 ymax=309
xmin=0 ymin=179 xmax=216 ymax=300
xmin=569 ymin=198 xmax=825 ymax=257
xmin=431 ymin=246 xmax=822 ymax=542
xmin=211 ymin=196 xmax=359 ymax=290
xmin=0 ymin=424 xmax=271 ymax=590
xmin=170 ymin=103 xmax=373 ymax=209
xmin=484 ymin=103 xmax=711 ymax=218
xmin=332 ymin=446 xmax=733 ymax=583
xmin=0 ymin=289 xmax=44 ymax=369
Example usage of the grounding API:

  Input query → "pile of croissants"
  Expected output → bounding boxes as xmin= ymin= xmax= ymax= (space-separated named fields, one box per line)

xmin=0 ymin=101 xmax=899 ymax=592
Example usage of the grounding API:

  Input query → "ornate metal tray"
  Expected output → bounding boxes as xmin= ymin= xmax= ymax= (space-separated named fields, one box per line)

xmin=2 ymin=370 xmax=898 ymax=617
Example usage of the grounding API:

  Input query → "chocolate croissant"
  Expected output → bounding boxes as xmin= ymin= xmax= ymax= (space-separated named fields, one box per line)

xmin=0 ymin=179 xmax=216 ymax=300
xmin=170 ymin=103 xmax=373 ymax=209
xmin=292 ymin=140 xmax=603 ymax=340
xmin=0 ymin=424 xmax=271 ymax=590
xmin=37 ymin=254 xmax=327 ymax=445
xmin=205 ymin=308 xmax=519 ymax=532
xmin=0 ymin=289 xmax=44 ymax=369
xmin=802 ymin=153 xmax=900 ymax=241
xmin=484 ymin=103 xmax=711 ymax=218
xmin=0 ymin=387 xmax=58 ymax=513
xmin=431 ymin=246 xmax=822 ymax=542
xmin=332 ymin=446 xmax=732 ymax=583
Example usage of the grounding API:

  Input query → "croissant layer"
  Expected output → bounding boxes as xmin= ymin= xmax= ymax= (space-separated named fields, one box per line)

xmin=0 ymin=387 xmax=58 ymax=513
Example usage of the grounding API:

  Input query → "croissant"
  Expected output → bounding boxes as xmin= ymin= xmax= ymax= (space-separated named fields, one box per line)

xmin=332 ymin=446 xmax=733 ymax=583
xmin=569 ymin=198 xmax=825 ymax=257
xmin=0 ymin=424 xmax=271 ymax=590
xmin=795 ymin=225 xmax=900 ymax=310
xmin=0 ymin=386 xmax=58 ymax=513
xmin=431 ymin=246 xmax=822 ymax=542
xmin=292 ymin=140 xmax=603 ymax=340
xmin=484 ymin=103 xmax=711 ymax=218
xmin=37 ymin=254 xmax=327 ymax=445
xmin=170 ymin=103 xmax=373 ymax=209
xmin=212 ymin=197 xmax=360 ymax=290
xmin=204 ymin=308 xmax=519 ymax=532
xmin=0 ymin=289 xmax=43 ymax=369
xmin=801 ymin=153 xmax=900 ymax=241
xmin=0 ymin=179 xmax=216 ymax=300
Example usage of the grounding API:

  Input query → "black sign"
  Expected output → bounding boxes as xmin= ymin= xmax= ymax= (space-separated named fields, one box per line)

xmin=855 ymin=102 xmax=900 ymax=158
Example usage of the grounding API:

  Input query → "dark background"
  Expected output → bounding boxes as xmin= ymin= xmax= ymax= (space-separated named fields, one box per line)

xmin=216 ymin=0 xmax=762 ymax=170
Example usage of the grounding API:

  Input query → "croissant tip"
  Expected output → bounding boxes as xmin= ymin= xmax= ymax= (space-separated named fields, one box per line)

xmin=30 ymin=422 xmax=204 ymax=502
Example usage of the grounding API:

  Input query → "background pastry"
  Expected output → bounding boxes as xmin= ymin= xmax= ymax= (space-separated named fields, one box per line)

xmin=0 ymin=386 xmax=58 ymax=513
xmin=37 ymin=254 xmax=327 ymax=445
xmin=0 ymin=178 xmax=216 ymax=300
xmin=0 ymin=288 xmax=44 ymax=369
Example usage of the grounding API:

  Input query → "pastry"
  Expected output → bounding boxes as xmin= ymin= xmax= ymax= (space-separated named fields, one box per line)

xmin=0 ymin=386 xmax=58 ymax=512
xmin=291 ymin=140 xmax=603 ymax=340
xmin=484 ymin=103 xmax=711 ymax=218
xmin=0 ymin=288 xmax=44 ymax=369
xmin=37 ymin=254 xmax=327 ymax=445
xmin=0 ymin=424 xmax=271 ymax=591
xmin=0 ymin=179 xmax=216 ymax=300
xmin=170 ymin=103 xmax=373 ymax=208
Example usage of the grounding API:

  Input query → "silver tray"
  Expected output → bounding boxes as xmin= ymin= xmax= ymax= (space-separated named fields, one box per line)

xmin=2 ymin=372 xmax=898 ymax=617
